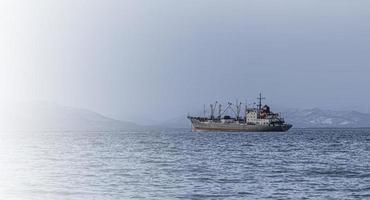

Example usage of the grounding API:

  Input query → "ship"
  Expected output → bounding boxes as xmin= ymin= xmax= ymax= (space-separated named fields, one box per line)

xmin=187 ymin=93 xmax=292 ymax=132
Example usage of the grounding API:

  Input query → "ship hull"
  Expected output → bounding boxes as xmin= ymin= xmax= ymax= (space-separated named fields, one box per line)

xmin=190 ymin=121 xmax=292 ymax=132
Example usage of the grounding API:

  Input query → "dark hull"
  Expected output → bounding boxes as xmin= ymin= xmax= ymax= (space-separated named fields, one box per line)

xmin=191 ymin=121 xmax=292 ymax=132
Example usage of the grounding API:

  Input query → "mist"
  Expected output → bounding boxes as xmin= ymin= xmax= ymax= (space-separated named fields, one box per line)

xmin=1 ymin=0 xmax=370 ymax=124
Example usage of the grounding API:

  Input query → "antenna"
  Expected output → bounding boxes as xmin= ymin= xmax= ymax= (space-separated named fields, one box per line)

xmin=257 ymin=93 xmax=266 ymax=110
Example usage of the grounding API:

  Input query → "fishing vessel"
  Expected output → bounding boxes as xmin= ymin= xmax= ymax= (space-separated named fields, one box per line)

xmin=187 ymin=93 xmax=292 ymax=132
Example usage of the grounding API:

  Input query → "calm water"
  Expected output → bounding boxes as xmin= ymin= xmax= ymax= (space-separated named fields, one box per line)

xmin=0 ymin=128 xmax=369 ymax=199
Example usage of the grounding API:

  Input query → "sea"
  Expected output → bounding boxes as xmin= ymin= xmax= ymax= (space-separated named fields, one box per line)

xmin=0 ymin=128 xmax=369 ymax=200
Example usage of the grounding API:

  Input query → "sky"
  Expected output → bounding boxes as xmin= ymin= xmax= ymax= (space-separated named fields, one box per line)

xmin=1 ymin=0 xmax=370 ymax=124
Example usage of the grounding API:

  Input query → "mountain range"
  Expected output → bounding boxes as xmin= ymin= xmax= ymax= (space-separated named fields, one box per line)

xmin=0 ymin=102 xmax=140 ymax=131
xmin=1 ymin=102 xmax=370 ymax=131
xmin=283 ymin=108 xmax=370 ymax=128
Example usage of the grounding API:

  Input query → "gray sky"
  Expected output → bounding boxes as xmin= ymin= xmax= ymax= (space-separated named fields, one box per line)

xmin=1 ymin=0 xmax=370 ymax=123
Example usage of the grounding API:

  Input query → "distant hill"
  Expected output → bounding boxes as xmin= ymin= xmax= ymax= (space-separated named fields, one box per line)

xmin=159 ymin=108 xmax=370 ymax=129
xmin=283 ymin=108 xmax=370 ymax=128
xmin=0 ymin=102 xmax=141 ymax=131
xmin=3 ymin=103 xmax=369 ymax=131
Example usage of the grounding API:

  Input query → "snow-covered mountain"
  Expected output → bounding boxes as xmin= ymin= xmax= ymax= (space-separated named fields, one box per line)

xmin=0 ymin=102 xmax=141 ymax=131
xmin=283 ymin=108 xmax=370 ymax=128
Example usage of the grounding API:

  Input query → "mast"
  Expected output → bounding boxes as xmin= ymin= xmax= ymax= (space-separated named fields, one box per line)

xmin=257 ymin=92 xmax=266 ymax=110
xmin=210 ymin=101 xmax=218 ymax=119
xmin=236 ymin=100 xmax=242 ymax=120
xmin=244 ymin=99 xmax=248 ymax=120
xmin=203 ymin=104 xmax=206 ymax=118
xmin=218 ymin=104 xmax=222 ymax=119
xmin=210 ymin=104 xmax=214 ymax=119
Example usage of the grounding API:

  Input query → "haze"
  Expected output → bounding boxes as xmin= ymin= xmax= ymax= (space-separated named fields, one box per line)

xmin=1 ymin=0 xmax=370 ymax=124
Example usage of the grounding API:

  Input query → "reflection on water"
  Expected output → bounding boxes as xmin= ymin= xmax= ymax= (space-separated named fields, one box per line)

xmin=0 ymin=129 xmax=369 ymax=199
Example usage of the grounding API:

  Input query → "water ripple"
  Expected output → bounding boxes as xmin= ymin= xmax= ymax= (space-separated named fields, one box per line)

xmin=0 ymin=128 xmax=369 ymax=199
